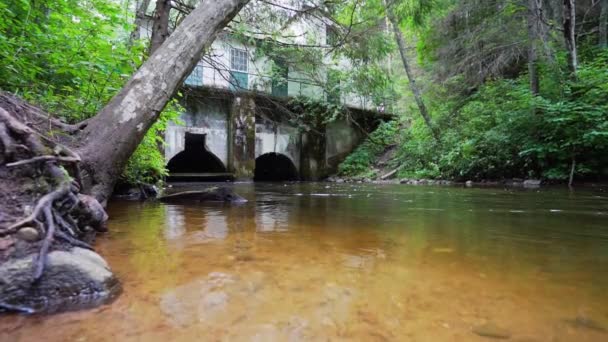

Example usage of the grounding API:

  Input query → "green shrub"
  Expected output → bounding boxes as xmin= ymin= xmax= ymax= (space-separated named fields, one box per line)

xmin=338 ymin=121 xmax=399 ymax=176
xmin=394 ymin=51 xmax=608 ymax=181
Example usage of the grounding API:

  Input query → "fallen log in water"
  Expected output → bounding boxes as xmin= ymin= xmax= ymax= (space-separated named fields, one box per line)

xmin=159 ymin=187 xmax=248 ymax=204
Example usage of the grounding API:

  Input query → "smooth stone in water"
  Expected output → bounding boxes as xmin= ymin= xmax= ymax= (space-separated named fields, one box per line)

xmin=523 ymin=179 xmax=542 ymax=188
xmin=0 ymin=247 xmax=120 ymax=313
xmin=567 ymin=315 xmax=608 ymax=332
xmin=472 ymin=323 xmax=511 ymax=339
xmin=16 ymin=227 xmax=39 ymax=241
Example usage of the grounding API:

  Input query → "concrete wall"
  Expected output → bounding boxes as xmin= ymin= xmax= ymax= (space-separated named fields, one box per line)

xmin=255 ymin=116 xmax=301 ymax=171
xmin=165 ymin=94 xmax=367 ymax=180
xmin=326 ymin=119 xmax=364 ymax=171
xmin=165 ymin=98 xmax=230 ymax=168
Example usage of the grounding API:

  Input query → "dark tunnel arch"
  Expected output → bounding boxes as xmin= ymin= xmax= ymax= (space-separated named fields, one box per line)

xmin=254 ymin=153 xmax=299 ymax=181
xmin=167 ymin=132 xmax=226 ymax=174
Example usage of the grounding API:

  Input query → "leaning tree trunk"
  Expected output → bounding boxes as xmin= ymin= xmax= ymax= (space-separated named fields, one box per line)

xmin=76 ymin=0 xmax=250 ymax=203
xmin=387 ymin=8 xmax=440 ymax=142
xmin=562 ymin=0 xmax=577 ymax=75
xmin=600 ymin=0 xmax=608 ymax=49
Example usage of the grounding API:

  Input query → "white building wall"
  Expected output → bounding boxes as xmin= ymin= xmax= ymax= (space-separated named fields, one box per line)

xmin=175 ymin=4 xmax=380 ymax=112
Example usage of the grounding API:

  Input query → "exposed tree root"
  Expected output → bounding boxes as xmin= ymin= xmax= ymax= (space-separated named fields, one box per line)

xmin=0 ymin=100 xmax=107 ymax=285
xmin=4 ymin=184 xmax=71 ymax=235
xmin=6 ymin=155 xmax=80 ymax=168
xmin=34 ymin=207 xmax=56 ymax=281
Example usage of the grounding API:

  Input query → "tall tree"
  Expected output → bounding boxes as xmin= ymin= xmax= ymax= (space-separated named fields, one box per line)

xmin=526 ymin=0 xmax=542 ymax=95
xmin=386 ymin=1 xmax=439 ymax=142
xmin=562 ymin=0 xmax=577 ymax=74
xmin=150 ymin=0 xmax=172 ymax=54
xmin=129 ymin=0 xmax=152 ymax=46
xmin=77 ymin=0 xmax=250 ymax=202
xmin=601 ymin=0 xmax=608 ymax=48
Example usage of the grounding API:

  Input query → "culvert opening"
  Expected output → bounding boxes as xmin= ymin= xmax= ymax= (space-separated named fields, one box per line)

xmin=167 ymin=132 xmax=229 ymax=181
xmin=254 ymin=153 xmax=298 ymax=181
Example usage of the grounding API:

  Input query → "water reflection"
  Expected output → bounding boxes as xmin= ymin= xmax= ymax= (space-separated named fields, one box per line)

xmin=163 ymin=206 xmax=185 ymax=240
xmin=202 ymin=210 xmax=228 ymax=240
xmin=255 ymin=205 xmax=289 ymax=232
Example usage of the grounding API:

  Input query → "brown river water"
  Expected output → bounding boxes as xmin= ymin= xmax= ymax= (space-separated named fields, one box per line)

xmin=1 ymin=182 xmax=608 ymax=341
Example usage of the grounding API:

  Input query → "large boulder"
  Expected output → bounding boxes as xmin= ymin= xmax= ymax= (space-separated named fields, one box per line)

xmin=0 ymin=247 xmax=120 ymax=314
xmin=159 ymin=187 xmax=247 ymax=204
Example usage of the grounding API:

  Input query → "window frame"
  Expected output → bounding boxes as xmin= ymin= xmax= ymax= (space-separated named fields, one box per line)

xmin=230 ymin=47 xmax=249 ymax=73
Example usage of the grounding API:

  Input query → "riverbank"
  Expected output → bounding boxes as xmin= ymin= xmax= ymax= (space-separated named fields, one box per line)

xmin=0 ymin=95 xmax=119 ymax=314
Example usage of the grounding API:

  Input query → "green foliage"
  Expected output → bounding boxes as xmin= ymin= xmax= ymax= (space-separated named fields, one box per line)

xmin=287 ymin=96 xmax=345 ymax=130
xmin=0 ymin=0 xmax=178 ymax=185
xmin=338 ymin=121 xmax=399 ymax=176
xmin=0 ymin=0 xmax=143 ymax=121
xmin=394 ymin=52 xmax=608 ymax=181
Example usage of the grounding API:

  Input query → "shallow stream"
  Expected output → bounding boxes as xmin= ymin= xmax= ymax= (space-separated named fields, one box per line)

xmin=1 ymin=183 xmax=608 ymax=341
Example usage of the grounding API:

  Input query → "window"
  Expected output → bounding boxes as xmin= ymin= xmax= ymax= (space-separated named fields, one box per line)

xmin=230 ymin=48 xmax=248 ymax=72
xmin=230 ymin=48 xmax=248 ymax=91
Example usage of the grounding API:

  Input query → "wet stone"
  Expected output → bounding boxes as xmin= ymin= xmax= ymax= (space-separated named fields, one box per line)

xmin=568 ymin=315 xmax=608 ymax=332
xmin=17 ymin=227 xmax=39 ymax=242
xmin=472 ymin=322 xmax=511 ymax=339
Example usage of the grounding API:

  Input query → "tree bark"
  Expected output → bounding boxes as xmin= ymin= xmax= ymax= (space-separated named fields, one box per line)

xmin=76 ymin=0 xmax=250 ymax=203
xmin=600 ymin=0 xmax=608 ymax=49
xmin=150 ymin=0 xmax=172 ymax=54
xmin=526 ymin=0 xmax=541 ymax=96
xmin=128 ymin=0 xmax=152 ymax=47
xmin=562 ymin=0 xmax=577 ymax=75
xmin=387 ymin=7 xmax=439 ymax=142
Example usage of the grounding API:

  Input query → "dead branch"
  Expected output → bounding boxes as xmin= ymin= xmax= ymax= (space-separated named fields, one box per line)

xmin=6 ymin=155 xmax=80 ymax=168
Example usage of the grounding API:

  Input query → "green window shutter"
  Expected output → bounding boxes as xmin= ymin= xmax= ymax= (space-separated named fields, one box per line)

xmin=271 ymin=59 xmax=288 ymax=97
xmin=327 ymin=70 xmax=341 ymax=104
xmin=230 ymin=71 xmax=248 ymax=91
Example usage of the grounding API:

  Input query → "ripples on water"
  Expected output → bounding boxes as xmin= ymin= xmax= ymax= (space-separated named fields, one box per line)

xmin=2 ymin=183 xmax=608 ymax=341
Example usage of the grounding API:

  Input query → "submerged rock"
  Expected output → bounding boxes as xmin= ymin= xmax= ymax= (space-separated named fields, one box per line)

xmin=566 ymin=315 xmax=608 ymax=332
xmin=523 ymin=179 xmax=542 ymax=188
xmin=0 ymin=247 xmax=120 ymax=314
xmin=472 ymin=322 xmax=511 ymax=339
xmin=159 ymin=187 xmax=247 ymax=204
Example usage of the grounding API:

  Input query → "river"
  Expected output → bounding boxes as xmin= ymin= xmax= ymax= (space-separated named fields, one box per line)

xmin=1 ymin=182 xmax=608 ymax=341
